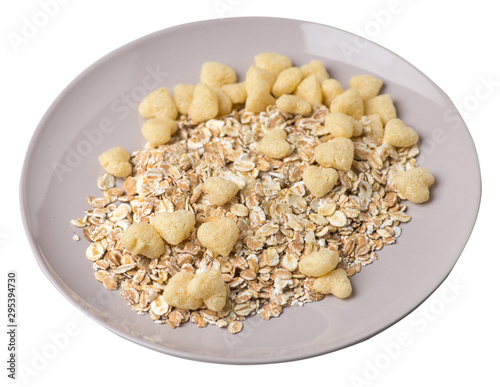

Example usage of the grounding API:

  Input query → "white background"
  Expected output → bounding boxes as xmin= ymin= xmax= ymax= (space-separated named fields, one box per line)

xmin=1 ymin=0 xmax=497 ymax=386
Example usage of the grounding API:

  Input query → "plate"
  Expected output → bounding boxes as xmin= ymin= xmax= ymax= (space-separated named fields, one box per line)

xmin=20 ymin=17 xmax=481 ymax=364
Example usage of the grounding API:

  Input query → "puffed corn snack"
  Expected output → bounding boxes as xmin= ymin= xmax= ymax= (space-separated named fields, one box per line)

xmin=364 ymin=94 xmax=397 ymax=125
xmin=202 ymin=176 xmax=240 ymax=206
xmin=152 ymin=210 xmax=196 ymax=245
xmin=196 ymin=216 xmax=240 ymax=256
xmin=314 ymin=137 xmax=355 ymax=171
xmin=188 ymin=83 xmax=219 ymax=124
xmin=187 ymin=270 xmax=229 ymax=312
xmin=302 ymin=166 xmax=338 ymax=198
xmin=384 ymin=118 xmax=419 ymax=148
xmin=394 ymin=167 xmax=435 ymax=203
xmin=162 ymin=270 xmax=230 ymax=313
xmin=299 ymin=249 xmax=340 ymax=277
xmin=313 ymin=269 xmax=352 ymax=299
xmin=139 ymin=87 xmax=178 ymax=120
xmin=272 ymin=67 xmax=303 ymax=98
xmin=299 ymin=249 xmax=352 ymax=299
xmin=324 ymin=112 xmax=362 ymax=138
xmin=294 ymin=74 xmax=323 ymax=106
xmin=120 ymin=222 xmax=165 ymax=259
xmin=276 ymin=94 xmax=312 ymax=116
xmin=200 ymin=61 xmax=237 ymax=88
xmin=255 ymin=128 xmax=292 ymax=159
xmin=162 ymin=271 xmax=204 ymax=310
xmin=98 ymin=147 xmax=132 ymax=178
xmin=141 ymin=117 xmax=177 ymax=147
xmin=330 ymin=88 xmax=364 ymax=120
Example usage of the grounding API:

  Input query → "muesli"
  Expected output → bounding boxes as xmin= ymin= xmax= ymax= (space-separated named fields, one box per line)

xmin=71 ymin=53 xmax=434 ymax=333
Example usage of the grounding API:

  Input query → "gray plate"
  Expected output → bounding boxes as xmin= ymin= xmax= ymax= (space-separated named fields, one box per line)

xmin=20 ymin=17 xmax=481 ymax=364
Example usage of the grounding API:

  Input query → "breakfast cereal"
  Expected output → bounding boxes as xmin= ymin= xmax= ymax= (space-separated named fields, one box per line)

xmin=72 ymin=52 xmax=435 ymax=333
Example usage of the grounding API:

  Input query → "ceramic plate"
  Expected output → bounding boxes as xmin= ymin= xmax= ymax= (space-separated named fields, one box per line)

xmin=20 ymin=17 xmax=481 ymax=364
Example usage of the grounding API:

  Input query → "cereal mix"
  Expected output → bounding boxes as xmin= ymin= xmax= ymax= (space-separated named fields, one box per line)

xmin=71 ymin=53 xmax=435 ymax=333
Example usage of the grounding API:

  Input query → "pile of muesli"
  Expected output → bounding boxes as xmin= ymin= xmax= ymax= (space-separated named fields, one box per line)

xmin=71 ymin=54 xmax=432 ymax=334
